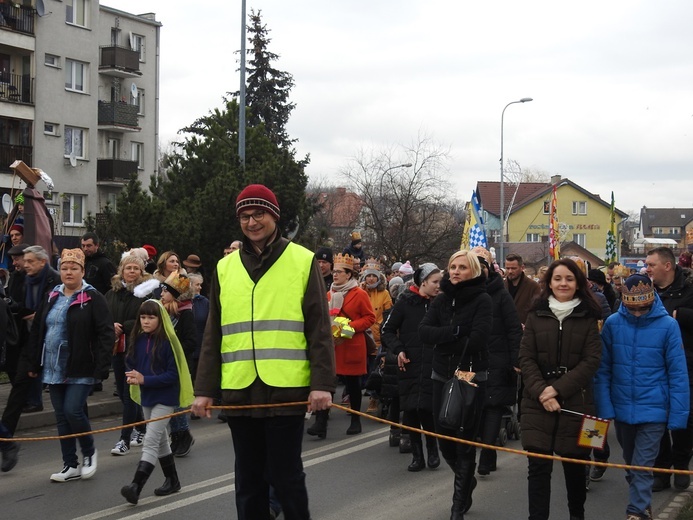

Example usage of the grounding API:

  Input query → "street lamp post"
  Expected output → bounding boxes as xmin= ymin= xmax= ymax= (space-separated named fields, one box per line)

xmin=499 ymin=97 xmax=533 ymax=265
xmin=384 ymin=162 xmax=413 ymax=174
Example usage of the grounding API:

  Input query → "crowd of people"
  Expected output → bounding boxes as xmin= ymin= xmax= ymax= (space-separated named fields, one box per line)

xmin=0 ymin=183 xmax=692 ymax=520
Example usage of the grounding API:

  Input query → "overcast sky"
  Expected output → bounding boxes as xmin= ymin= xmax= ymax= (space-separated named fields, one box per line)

xmin=108 ymin=0 xmax=693 ymax=214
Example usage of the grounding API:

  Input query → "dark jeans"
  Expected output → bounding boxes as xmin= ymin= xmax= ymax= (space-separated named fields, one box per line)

xmin=227 ymin=415 xmax=310 ymax=520
xmin=478 ymin=404 xmax=505 ymax=470
xmin=527 ymin=449 xmax=588 ymax=520
xmin=49 ymin=384 xmax=95 ymax=468
xmin=616 ymin=421 xmax=666 ymax=516
xmin=26 ymin=376 xmax=43 ymax=408
xmin=113 ymin=353 xmax=145 ymax=442
xmin=432 ymin=378 xmax=485 ymax=465
xmin=0 ymin=420 xmax=12 ymax=452
xmin=655 ymin=385 xmax=693 ymax=471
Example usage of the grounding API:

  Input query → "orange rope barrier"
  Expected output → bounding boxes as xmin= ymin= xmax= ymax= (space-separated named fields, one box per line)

xmin=2 ymin=400 xmax=692 ymax=476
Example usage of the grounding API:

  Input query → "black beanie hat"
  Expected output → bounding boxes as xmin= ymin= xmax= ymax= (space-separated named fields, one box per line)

xmin=587 ymin=269 xmax=607 ymax=286
xmin=315 ymin=247 xmax=333 ymax=266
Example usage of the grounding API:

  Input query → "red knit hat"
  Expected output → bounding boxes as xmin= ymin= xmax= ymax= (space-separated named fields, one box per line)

xmin=142 ymin=244 xmax=157 ymax=259
xmin=236 ymin=184 xmax=280 ymax=221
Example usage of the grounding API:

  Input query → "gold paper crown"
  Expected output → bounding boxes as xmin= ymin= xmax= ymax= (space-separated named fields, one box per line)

xmin=612 ymin=265 xmax=631 ymax=279
xmin=60 ymin=248 xmax=85 ymax=268
xmin=363 ymin=257 xmax=381 ymax=273
xmin=162 ymin=270 xmax=191 ymax=299
xmin=333 ymin=253 xmax=354 ymax=272
xmin=621 ymin=278 xmax=655 ymax=308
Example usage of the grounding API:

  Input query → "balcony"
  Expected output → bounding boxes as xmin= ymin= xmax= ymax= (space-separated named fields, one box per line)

xmin=0 ymin=4 xmax=35 ymax=35
xmin=0 ymin=72 xmax=34 ymax=105
xmin=97 ymin=101 xmax=140 ymax=132
xmin=99 ymin=46 xmax=142 ymax=78
xmin=97 ymin=159 xmax=139 ymax=184
xmin=0 ymin=143 xmax=32 ymax=173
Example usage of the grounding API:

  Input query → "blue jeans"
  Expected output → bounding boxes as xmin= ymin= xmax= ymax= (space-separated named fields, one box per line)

xmin=615 ymin=421 xmax=666 ymax=517
xmin=169 ymin=406 xmax=190 ymax=433
xmin=49 ymin=384 xmax=95 ymax=468
xmin=227 ymin=415 xmax=309 ymax=520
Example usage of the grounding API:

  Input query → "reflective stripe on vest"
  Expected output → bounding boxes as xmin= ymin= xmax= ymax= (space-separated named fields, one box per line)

xmin=218 ymin=243 xmax=313 ymax=389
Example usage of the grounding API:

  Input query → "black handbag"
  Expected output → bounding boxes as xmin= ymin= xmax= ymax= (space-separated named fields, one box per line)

xmin=438 ymin=339 xmax=478 ymax=431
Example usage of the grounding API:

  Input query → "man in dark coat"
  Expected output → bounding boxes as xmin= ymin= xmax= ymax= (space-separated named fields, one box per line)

xmin=646 ymin=246 xmax=693 ymax=491
xmin=504 ymin=253 xmax=540 ymax=324
xmin=1 ymin=246 xmax=59 ymax=434
xmin=81 ymin=232 xmax=116 ymax=295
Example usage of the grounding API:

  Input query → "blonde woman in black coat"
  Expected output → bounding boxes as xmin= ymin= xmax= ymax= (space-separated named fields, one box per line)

xmin=419 ymin=250 xmax=493 ymax=520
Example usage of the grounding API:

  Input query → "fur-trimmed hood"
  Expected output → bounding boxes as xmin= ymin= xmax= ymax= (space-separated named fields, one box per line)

xmin=110 ymin=272 xmax=153 ymax=294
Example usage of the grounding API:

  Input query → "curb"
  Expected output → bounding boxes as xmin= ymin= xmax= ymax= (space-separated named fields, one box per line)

xmin=658 ymin=487 xmax=693 ymax=519
xmin=15 ymin=398 xmax=122 ymax=432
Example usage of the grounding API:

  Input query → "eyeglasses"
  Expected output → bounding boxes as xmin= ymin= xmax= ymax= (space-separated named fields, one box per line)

xmin=239 ymin=210 xmax=267 ymax=224
xmin=333 ymin=269 xmax=346 ymax=274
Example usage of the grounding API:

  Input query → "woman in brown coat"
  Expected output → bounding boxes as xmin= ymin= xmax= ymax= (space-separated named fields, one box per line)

xmin=519 ymin=258 xmax=603 ymax=520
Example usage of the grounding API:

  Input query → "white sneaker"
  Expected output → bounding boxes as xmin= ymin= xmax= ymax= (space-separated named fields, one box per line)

xmin=110 ymin=440 xmax=130 ymax=456
xmin=81 ymin=450 xmax=97 ymax=479
xmin=130 ymin=431 xmax=145 ymax=447
xmin=50 ymin=465 xmax=81 ymax=482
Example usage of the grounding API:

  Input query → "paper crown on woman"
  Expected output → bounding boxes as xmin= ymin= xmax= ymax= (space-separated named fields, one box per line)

xmin=362 ymin=257 xmax=381 ymax=276
xmin=162 ymin=270 xmax=191 ymax=299
xmin=333 ymin=253 xmax=354 ymax=273
xmin=612 ymin=265 xmax=631 ymax=280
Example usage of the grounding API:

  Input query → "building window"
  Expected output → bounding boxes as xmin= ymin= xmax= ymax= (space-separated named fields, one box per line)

xmin=543 ymin=200 xmax=550 ymax=214
xmin=130 ymin=33 xmax=145 ymax=62
xmin=131 ymin=142 xmax=143 ymax=169
xmin=62 ymin=194 xmax=85 ymax=226
xmin=65 ymin=59 xmax=87 ymax=93
xmin=45 ymin=54 xmax=60 ymax=68
xmin=130 ymin=88 xmax=144 ymax=115
xmin=573 ymin=233 xmax=586 ymax=247
xmin=671 ymin=228 xmax=680 ymax=235
xmin=44 ymin=123 xmax=59 ymax=136
xmin=64 ymin=126 xmax=86 ymax=159
xmin=106 ymin=192 xmax=118 ymax=210
xmin=66 ymin=0 xmax=87 ymax=27
xmin=572 ymin=201 xmax=587 ymax=215
xmin=653 ymin=227 xmax=663 ymax=235
xmin=526 ymin=233 xmax=540 ymax=242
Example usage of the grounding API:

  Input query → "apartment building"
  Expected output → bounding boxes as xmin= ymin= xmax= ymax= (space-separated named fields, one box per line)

xmin=0 ymin=0 xmax=160 ymax=236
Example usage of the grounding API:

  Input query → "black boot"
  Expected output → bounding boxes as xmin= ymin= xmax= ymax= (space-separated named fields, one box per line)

xmin=346 ymin=415 xmax=362 ymax=435
xmin=426 ymin=438 xmax=440 ymax=469
xmin=174 ymin=430 xmax=194 ymax=457
xmin=408 ymin=442 xmax=425 ymax=472
xmin=306 ymin=410 xmax=328 ymax=439
xmin=399 ymin=433 xmax=412 ymax=453
xmin=121 ymin=460 xmax=155 ymax=505
xmin=451 ymin=458 xmax=477 ymax=519
xmin=388 ymin=428 xmax=401 ymax=447
xmin=154 ymin=454 xmax=181 ymax=496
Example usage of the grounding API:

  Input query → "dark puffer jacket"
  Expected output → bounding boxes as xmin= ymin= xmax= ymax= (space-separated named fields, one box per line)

xmin=519 ymin=298 xmax=602 ymax=456
xmin=381 ymin=286 xmax=434 ymax=412
xmin=484 ymin=271 xmax=523 ymax=407
xmin=657 ymin=266 xmax=693 ymax=369
xmin=419 ymin=274 xmax=493 ymax=379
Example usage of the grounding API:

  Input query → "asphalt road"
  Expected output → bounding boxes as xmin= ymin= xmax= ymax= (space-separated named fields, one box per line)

xmin=1 ymin=407 xmax=687 ymax=519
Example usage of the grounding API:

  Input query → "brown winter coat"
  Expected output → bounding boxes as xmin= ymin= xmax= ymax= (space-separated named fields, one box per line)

xmin=519 ymin=298 xmax=602 ymax=456
xmin=505 ymin=274 xmax=541 ymax=324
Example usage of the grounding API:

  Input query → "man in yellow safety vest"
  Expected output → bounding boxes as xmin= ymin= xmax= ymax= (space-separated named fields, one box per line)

xmin=192 ymin=184 xmax=335 ymax=520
